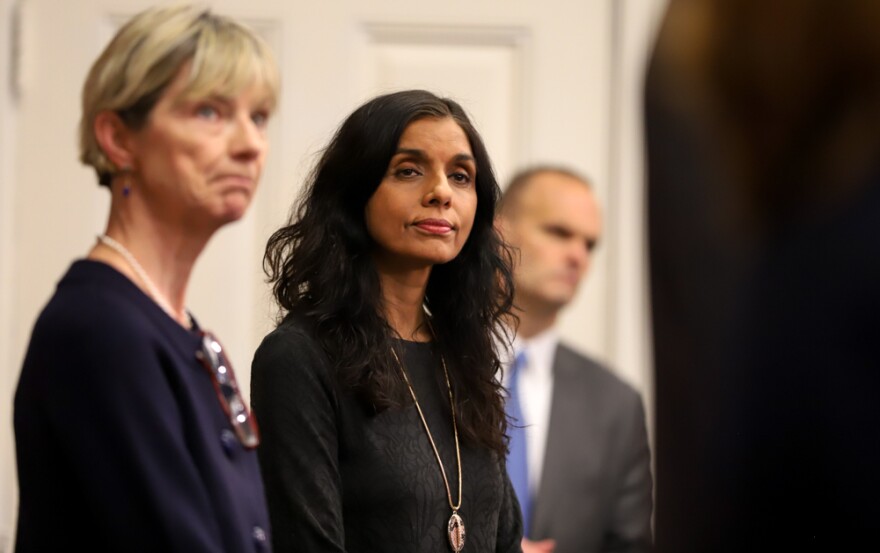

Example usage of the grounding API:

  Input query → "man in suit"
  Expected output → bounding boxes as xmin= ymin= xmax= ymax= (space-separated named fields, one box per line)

xmin=496 ymin=167 xmax=653 ymax=553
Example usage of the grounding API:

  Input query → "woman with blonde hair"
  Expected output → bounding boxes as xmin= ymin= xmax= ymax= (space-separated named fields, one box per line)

xmin=14 ymin=5 xmax=279 ymax=551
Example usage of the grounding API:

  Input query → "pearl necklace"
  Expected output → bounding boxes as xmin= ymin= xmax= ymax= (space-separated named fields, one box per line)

xmin=96 ymin=234 xmax=190 ymax=326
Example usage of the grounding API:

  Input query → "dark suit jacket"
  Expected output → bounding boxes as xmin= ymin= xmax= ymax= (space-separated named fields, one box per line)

xmin=529 ymin=343 xmax=653 ymax=553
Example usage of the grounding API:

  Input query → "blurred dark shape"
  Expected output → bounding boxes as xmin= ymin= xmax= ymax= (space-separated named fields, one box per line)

xmin=646 ymin=0 xmax=880 ymax=550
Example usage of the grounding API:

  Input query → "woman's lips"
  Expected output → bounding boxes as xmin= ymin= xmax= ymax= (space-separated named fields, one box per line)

xmin=413 ymin=218 xmax=453 ymax=235
xmin=213 ymin=173 xmax=257 ymax=193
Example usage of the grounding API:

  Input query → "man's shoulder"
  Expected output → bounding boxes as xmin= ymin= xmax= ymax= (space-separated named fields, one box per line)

xmin=554 ymin=342 xmax=641 ymax=401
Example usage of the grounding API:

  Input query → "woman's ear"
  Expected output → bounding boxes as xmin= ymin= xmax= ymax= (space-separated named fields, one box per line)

xmin=94 ymin=111 xmax=136 ymax=171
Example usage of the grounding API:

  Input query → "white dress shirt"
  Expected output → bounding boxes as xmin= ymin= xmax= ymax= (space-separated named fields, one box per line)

xmin=502 ymin=327 xmax=559 ymax=498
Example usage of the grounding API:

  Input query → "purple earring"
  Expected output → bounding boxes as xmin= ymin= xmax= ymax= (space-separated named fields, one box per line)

xmin=121 ymin=165 xmax=132 ymax=197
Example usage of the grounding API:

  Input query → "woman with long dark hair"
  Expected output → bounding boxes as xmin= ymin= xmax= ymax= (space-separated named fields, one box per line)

xmin=252 ymin=90 xmax=522 ymax=552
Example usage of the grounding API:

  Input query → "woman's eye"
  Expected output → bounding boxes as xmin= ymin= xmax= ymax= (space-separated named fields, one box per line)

xmin=450 ymin=172 xmax=472 ymax=185
xmin=396 ymin=167 xmax=420 ymax=178
xmin=196 ymin=104 xmax=220 ymax=120
xmin=251 ymin=111 xmax=270 ymax=128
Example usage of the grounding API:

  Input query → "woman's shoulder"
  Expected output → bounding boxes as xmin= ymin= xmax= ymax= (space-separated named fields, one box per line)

xmin=251 ymin=310 xmax=343 ymax=411
xmin=253 ymin=310 xmax=329 ymax=378
xmin=32 ymin=260 xmax=160 ymax=343
xmin=258 ymin=310 xmax=319 ymax=350
xmin=21 ymin=261 xmax=187 ymax=387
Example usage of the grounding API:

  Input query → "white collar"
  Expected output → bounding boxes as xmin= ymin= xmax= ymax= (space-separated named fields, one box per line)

xmin=511 ymin=327 xmax=559 ymax=380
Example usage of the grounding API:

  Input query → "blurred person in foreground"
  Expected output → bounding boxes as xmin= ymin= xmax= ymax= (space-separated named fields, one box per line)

xmin=252 ymin=89 xmax=523 ymax=552
xmin=13 ymin=5 xmax=279 ymax=551
xmin=646 ymin=0 xmax=880 ymax=549
xmin=496 ymin=167 xmax=653 ymax=553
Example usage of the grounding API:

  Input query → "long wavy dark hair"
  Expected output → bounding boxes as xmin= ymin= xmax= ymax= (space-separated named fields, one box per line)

xmin=264 ymin=90 xmax=515 ymax=455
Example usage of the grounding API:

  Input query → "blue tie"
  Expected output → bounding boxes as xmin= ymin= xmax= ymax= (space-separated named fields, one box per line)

xmin=506 ymin=350 xmax=531 ymax=536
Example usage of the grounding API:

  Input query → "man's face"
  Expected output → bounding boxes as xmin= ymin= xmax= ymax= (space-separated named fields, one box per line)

xmin=499 ymin=172 xmax=602 ymax=314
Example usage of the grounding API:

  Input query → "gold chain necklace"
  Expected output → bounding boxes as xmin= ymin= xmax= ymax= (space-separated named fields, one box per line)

xmin=390 ymin=346 xmax=466 ymax=552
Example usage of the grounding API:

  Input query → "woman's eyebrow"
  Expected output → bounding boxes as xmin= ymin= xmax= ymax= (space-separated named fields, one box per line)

xmin=394 ymin=148 xmax=427 ymax=160
xmin=393 ymin=149 xmax=475 ymax=164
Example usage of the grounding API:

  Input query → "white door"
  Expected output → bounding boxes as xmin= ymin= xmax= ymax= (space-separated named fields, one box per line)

xmin=2 ymin=0 xmax=662 ymax=544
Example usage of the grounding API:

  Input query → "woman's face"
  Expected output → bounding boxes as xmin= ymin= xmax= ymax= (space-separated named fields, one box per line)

xmin=124 ymin=63 xmax=273 ymax=230
xmin=365 ymin=116 xmax=478 ymax=273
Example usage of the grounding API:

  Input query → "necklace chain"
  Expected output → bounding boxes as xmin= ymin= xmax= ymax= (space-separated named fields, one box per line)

xmin=96 ymin=234 xmax=188 ymax=326
xmin=390 ymin=346 xmax=462 ymax=512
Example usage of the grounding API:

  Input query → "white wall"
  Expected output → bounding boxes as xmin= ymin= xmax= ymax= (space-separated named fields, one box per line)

xmin=606 ymin=0 xmax=668 ymax=439
xmin=1 ymin=0 xmax=19 ymax=550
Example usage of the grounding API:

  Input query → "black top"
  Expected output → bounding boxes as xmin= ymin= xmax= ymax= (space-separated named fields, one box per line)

xmin=251 ymin=313 xmax=523 ymax=552
xmin=14 ymin=260 xmax=272 ymax=552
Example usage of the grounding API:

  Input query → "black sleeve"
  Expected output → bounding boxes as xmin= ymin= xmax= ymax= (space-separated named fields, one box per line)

xmin=496 ymin=457 xmax=525 ymax=553
xmin=251 ymin=324 xmax=347 ymax=552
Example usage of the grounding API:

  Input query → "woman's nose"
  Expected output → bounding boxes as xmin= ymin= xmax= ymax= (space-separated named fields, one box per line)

xmin=422 ymin=171 xmax=452 ymax=207
xmin=230 ymin=115 xmax=266 ymax=161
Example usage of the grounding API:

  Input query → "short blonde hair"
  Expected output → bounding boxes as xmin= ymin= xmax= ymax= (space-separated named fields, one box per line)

xmin=79 ymin=4 xmax=280 ymax=185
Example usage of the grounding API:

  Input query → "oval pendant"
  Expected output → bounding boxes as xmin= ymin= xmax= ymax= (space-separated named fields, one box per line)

xmin=448 ymin=511 xmax=466 ymax=552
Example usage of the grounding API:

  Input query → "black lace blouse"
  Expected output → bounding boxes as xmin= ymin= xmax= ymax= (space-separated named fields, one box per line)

xmin=251 ymin=313 xmax=523 ymax=553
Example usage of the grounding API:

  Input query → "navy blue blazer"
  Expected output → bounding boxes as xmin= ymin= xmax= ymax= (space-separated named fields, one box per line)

xmin=14 ymin=260 xmax=271 ymax=552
